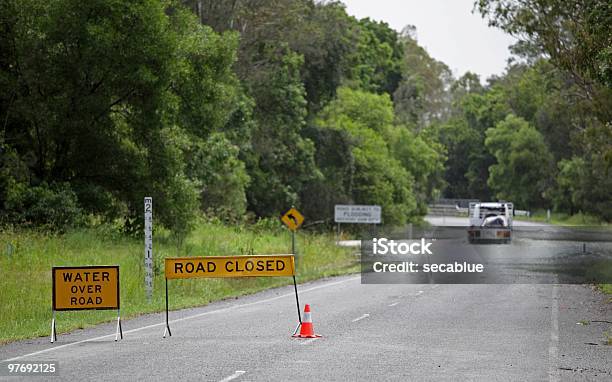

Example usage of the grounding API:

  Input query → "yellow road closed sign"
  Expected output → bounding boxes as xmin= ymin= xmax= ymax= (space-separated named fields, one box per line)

xmin=52 ymin=266 xmax=120 ymax=311
xmin=165 ymin=255 xmax=295 ymax=279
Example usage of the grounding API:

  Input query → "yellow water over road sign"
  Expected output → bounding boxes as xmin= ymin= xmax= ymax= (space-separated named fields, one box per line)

xmin=281 ymin=208 xmax=304 ymax=231
xmin=165 ymin=255 xmax=295 ymax=279
xmin=52 ymin=266 xmax=120 ymax=311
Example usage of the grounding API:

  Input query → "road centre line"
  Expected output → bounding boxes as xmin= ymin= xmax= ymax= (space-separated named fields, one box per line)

xmin=388 ymin=288 xmax=427 ymax=307
xmin=352 ymin=314 xmax=370 ymax=322
xmin=219 ymin=370 xmax=246 ymax=382
xmin=548 ymin=284 xmax=559 ymax=382
xmin=2 ymin=276 xmax=360 ymax=362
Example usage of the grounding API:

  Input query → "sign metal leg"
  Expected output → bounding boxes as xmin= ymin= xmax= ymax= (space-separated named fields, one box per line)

xmin=292 ymin=274 xmax=302 ymax=335
xmin=115 ymin=309 xmax=123 ymax=341
xmin=50 ymin=311 xmax=57 ymax=343
xmin=293 ymin=275 xmax=301 ymax=323
xmin=163 ymin=277 xmax=172 ymax=338
xmin=291 ymin=230 xmax=297 ymax=270
xmin=292 ymin=322 xmax=302 ymax=336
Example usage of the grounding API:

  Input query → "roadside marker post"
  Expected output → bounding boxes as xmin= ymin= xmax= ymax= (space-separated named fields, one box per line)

xmin=51 ymin=265 xmax=122 ymax=343
xmin=162 ymin=255 xmax=299 ymax=337
xmin=144 ymin=197 xmax=153 ymax=302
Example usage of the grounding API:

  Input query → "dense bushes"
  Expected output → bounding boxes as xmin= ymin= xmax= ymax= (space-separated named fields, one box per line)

xmin=2 ymin=182 xmax=83 ymax=231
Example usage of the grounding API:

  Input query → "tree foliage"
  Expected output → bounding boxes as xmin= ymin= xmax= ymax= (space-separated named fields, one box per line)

xmin=0 ymin=0 xmax=243 ymax=235
xmin=477 ymin=0 xmax=612 ymax=89
xmin=312 ymin=87 xmax=446 ymax=225
xmin=1 ymin=0 xmax=610 ymax=235
xmin=473 ymin=0 xmax=611 ymax=217
xmin=484 ymin=114 xmax=553 ymax=208
xmin=393 ymin=32 xmax=453 ymax=128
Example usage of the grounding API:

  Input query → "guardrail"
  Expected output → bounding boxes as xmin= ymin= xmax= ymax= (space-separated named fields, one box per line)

xmin=427 ymin=204 xmax=468 ymax=217
xmin=428 ymin=204 xmax=530 ymax=218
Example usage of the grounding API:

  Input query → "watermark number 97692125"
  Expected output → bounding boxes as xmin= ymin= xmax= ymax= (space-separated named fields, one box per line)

xmin=1 ymin=361 xmax=59 ymax=376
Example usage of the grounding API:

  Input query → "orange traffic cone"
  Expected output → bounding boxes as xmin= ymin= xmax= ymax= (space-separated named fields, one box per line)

xmin=292 ymin=304 xmax=322 ymax=338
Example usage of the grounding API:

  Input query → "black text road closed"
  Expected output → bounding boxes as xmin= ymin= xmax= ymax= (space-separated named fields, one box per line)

xmin=165 ymin=255 xmax=295 ymax=279
xmin=52 ymin=266 xmax=120 ymax=310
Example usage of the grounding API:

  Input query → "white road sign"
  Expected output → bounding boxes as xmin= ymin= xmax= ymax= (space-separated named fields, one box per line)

xmin=334 ymin=205 xmax=381 ymax=224
xmin=144 ymin=197 xmax=153 ymax=300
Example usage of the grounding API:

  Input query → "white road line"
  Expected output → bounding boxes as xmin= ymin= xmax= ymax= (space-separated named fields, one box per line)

xmin=1 ymin=276 xmax=360 ymax=362
xmin=351 ymin=314 xmax=369 ymax=323
xmin=219 ymin=370 xmax=246 ymax=382
xmin=431 ymin=284 xmax=440 ymax=289
xmin=412 ymin=291 xmax=424 ymax=297
xmin=388 ymin=302 xmax=399 ymax=307
xmin=298 ymin=338 xmax=319 ymax=345
xmin=548 ymin=284 xmax=559 ymax=382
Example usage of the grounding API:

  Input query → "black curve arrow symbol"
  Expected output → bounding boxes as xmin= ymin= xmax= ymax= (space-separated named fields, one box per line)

xmin=287 ymin=213 xmax=298 ymax=226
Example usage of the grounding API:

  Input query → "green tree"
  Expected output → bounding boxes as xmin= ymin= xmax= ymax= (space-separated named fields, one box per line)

xmin=485 ymin=114 xmax=554 ymax=208
xmin=293 ymin=1 xmax=359 ymax=111
xmin=184 ymin=133 xmax=249 ymax=222
xmin=314 ymin=87 xmax=419 ymax=225
xmin=477 ymin=0 xmax=612 ymax=90
xmin=349 ymin=18 xmax=403 ymax=95
xmin=433 ymin=118 xmax=481 ymax=199
xmin=476 ymin=0 xmax=612 ymax=163
xmin=190 ymin=0 xmax=359 ymax=112
xmin=0 ymin=0 xmax=243 ymax=236
xmin=496 ymin=61 xmax=575 ymax=161
xmin=244 ymin=48 xmax=320 ymax=217
xmin=388 ymin=127 xmax=446 ymax=214
xmin=393 ymin=31 xmax=453 ymax=128
xmin=300 ymin=125 xmax=355 ymax=222
xmin=435 ymin=80 xmax=510 ymax=201
xmin=553 ymin=124 xmax=612 ymax=220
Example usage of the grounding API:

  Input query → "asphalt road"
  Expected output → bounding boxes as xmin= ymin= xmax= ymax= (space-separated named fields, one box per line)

xmin=1 ymin=218 xmax=611 ymax=381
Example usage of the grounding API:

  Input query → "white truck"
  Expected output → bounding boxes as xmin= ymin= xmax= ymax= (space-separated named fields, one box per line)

xmin=467 ymin=202 xmax=513 ymax=244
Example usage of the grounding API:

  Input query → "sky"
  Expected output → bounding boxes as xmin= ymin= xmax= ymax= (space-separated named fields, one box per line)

xmin=341 ymin=0 xmax=517 ymax=80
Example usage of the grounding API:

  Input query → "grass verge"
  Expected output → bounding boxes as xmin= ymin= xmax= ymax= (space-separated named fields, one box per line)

xmin=514 ymin=210 xmax=608 ymax=226
xmin=598 ymin=284 xmax=612 ymax=295
xmin=0 ymin=222 xmax=358 ymax=344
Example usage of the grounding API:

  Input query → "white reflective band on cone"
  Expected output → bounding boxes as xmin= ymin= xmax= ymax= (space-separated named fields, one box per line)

xmin=303 ymin=312 xmax=312 ymax=323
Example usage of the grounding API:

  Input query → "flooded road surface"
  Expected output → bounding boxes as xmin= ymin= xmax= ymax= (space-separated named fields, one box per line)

xmin=361 ymin=218 xmax=612 ymax=284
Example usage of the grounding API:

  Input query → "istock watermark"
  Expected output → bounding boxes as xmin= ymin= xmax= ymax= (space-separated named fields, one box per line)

xmin=372 ymin=238 xmax=433 ymax=255
xmin=361 ymin=227 xmax=612 ymax=284
xmin=367 ymin=237 xmax=483 ymax=279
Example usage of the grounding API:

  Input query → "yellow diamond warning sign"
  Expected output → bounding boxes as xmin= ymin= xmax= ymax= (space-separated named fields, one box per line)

xmin=52 ymin=266 xmax=120 ymax=311
xmin=165 ymin=255 xmax=295 ymax=279
xmin=281 ymin=208 xmax=304 ymax=231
